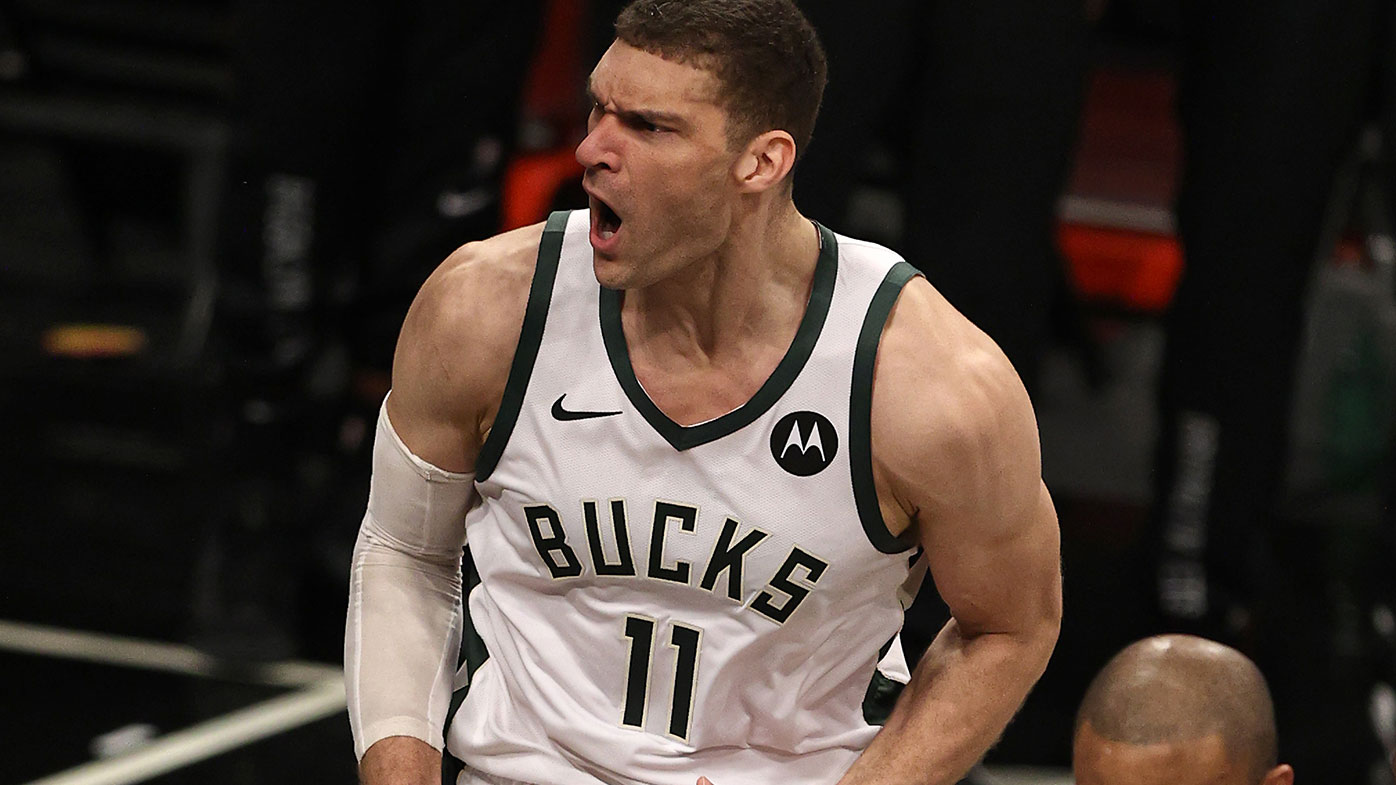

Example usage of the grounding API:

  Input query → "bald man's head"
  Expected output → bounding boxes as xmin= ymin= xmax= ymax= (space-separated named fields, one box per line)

xmin=1074 ymin=635 xmax=1284 ymax=784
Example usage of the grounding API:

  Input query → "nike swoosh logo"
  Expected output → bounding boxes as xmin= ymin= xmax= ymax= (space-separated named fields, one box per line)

xmin=551 ymin=394 xmax=622 ymax=421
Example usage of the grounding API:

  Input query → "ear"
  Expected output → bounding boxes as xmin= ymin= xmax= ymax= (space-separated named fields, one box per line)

xmin=734 ymin=130 xmax=797 ymax=194
xmin=1260 ymin=763 xmax=1294 ymax=785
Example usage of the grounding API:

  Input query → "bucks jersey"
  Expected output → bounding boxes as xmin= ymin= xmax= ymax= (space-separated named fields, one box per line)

xmin=447 ymin=210 xmax=923 ymax=785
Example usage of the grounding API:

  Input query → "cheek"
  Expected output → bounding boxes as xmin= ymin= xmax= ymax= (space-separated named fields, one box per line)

xmin=645 ymin=146 xmax=729 ymax=195
xmin=680 ymin=162 xmax=735 ymax=218
xmin=640 ymin=170 xmax=727 ymax=231
xmin=623 ymin=150 xmax=735 ymax=258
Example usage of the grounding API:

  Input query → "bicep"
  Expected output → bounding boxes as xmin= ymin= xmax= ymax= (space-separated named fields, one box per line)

xmin=385 ymin=268 xmax=495 ymax=474
xmin=920 ymin=481 xmax=1061 ymax=637
xmin=901 ymin=352 xmax=1061 ymax=637
xmin=385 ymin=364 xmax=476 ymax=476
xmin=385 ymin=233 xmax=537 ymax=474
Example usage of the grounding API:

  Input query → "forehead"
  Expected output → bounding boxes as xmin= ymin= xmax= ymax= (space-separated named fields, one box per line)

xmin=589 ymin=41 xmax=723 ymax=113
xmin=1073 ymin=727 xmax=1243 ymax=785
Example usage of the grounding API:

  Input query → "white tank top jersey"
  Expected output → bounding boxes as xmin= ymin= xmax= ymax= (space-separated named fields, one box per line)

xmin=446 ymin=209 xmax=926 ymax=785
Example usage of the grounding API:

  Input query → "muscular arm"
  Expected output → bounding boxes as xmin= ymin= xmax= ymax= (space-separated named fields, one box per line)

xmin=837 ymin=279 xmax=1063 ymax=785
xmin=349 ymin=225 xmax=541 ymax=785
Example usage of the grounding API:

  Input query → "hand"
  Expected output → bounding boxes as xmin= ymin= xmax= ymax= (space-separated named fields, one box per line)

xmin=697 ymin=778 xmax=715 ymax=785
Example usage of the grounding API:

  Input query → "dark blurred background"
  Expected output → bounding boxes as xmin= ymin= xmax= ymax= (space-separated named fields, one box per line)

xmin=1 ymin=0 xmax=1393 ymax=783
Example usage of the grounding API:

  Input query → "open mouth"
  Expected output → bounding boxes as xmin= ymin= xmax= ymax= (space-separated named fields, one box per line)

xmin=594 ymin=197 xmax=623 ymax=239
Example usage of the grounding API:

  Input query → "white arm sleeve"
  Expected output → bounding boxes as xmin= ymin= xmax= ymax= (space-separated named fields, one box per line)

xmin=345 ymin=397 xmax=475 ymax=760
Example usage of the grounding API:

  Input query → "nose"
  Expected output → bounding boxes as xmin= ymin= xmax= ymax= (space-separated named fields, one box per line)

xmin=575 ymin=115 xmax=619 ymax=173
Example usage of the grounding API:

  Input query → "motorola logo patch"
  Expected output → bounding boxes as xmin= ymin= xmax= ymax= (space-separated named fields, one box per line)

xmin=770 ymin=411 xmax=838 ymax=476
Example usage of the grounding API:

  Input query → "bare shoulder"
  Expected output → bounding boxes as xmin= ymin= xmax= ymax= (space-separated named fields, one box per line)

xmin=869 ymin=276 xmax=1042 ymax=536
xmin=388 ymin=221 xmax=546 ymax=469
xmin=404 ymin=221 xmax=546 ymax=364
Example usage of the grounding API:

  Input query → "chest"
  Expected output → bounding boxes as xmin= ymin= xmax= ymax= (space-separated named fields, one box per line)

xmin=626 ymin=343 xmax=789 ymax=427
xmin=479 ymin=413 xmax=907 ymax=626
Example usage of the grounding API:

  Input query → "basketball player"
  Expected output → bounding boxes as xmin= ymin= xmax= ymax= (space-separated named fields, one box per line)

xmin=1073 ymin=635 xmax=1294 ymax=785
xmin=345 ymin=1 xmax=1062 ymax=783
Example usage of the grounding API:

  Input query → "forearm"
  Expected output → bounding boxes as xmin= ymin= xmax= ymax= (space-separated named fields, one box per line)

xmin=360 ymin=735 xmax=442 ymax=785
xmin=837 ymin=617 xmax=1058 ymax=785
xmin=346 ymin=524 xmax=464 ymax=757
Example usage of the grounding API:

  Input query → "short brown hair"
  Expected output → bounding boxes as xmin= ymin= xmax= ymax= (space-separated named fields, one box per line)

xmin=614 ymin=0 xmax=827 ymax=165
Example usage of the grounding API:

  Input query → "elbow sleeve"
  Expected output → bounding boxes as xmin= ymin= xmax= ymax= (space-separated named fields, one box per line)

xmin=344 ymin=399 xmax=475 ymax=759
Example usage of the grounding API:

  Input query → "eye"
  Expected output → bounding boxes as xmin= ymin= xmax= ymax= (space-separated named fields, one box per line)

xmin=628 ymin=116 xmax=666 ymax=134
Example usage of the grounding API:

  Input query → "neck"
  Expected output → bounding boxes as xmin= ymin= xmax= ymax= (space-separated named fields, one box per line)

xmin=624 ymin=198 xmax=818 ymax=363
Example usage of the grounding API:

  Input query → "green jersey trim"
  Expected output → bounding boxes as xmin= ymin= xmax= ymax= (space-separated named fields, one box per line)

xmin=442 ymin=548 xmax=488 ymax=783
xmin=849 ymin=261 xmax=921 ymax=554
xmin=861 ymin=668 xmax=905 ymax=726
xmin=475 ymin=210 xmax=568 ymax=480
xmin=599 ymin=221 xmax=839 ymax=451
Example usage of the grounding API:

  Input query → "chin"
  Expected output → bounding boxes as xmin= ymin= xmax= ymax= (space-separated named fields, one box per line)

xmin=591 ymin=253 xmax=631 ymax=290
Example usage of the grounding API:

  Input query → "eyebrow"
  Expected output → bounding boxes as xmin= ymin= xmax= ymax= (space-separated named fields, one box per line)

xmin=585 ymin=82 xmax=688 ymax=130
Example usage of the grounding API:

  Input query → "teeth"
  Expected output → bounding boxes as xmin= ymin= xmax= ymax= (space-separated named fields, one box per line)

xmin=600 ymin=229 xmax=615 ymax=240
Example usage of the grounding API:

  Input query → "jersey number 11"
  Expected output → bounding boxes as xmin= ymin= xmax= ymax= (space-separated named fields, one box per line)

xmin=622 ymin=616 xmax=702 ymax=741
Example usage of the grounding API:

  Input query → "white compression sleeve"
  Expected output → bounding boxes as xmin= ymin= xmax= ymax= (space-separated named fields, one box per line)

xmin=345 ymin=397 xmax=475 ymax=760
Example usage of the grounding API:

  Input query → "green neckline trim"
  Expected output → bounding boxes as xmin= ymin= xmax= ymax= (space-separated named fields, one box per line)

xmin=600 ymin=222 xmax=839 ymax=451
xmin=475 ymin=211 xmax=568 ymax=480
